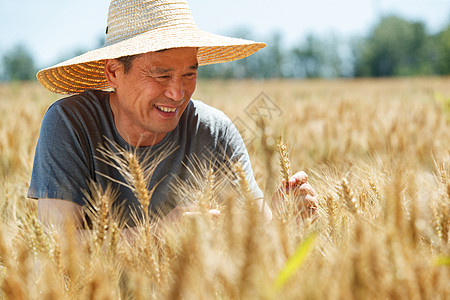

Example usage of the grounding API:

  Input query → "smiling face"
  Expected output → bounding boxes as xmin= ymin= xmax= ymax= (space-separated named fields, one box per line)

xmin=105 ymin=47 xmax=198 ymax=146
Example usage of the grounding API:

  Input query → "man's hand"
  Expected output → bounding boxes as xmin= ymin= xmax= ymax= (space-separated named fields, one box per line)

xmin=272 ymin=171 xmax=318 ymax=220
xmin=163 ymin=202 xmax=221 ymax=224
xmin=163 ymin=197 xmax=273 ymax=227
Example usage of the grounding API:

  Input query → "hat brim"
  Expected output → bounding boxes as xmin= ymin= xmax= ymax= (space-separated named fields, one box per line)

xmin=37 ymin=26 xmax=266 ymax=94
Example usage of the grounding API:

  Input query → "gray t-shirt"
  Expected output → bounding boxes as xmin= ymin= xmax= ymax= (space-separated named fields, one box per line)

xmin=28 ymin=90 xmax=263 ymax=226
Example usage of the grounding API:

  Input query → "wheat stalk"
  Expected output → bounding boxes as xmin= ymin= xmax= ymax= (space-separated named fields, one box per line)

xmin=234 ymin=162 xmax=262 ymax=299
xmin=325 ymin=195 xmax=337 ymax=236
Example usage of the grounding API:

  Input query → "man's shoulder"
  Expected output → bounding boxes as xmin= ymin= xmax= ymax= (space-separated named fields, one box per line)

xmin=188 ymin=99 xmax=231 ymax=124
xmin=41 ymin=89 xmax=113 ymax=133
xmin=48 ymin=89 xmax=110 ymax=113
xmin=182 ymin=99 xmax=241 ymax=145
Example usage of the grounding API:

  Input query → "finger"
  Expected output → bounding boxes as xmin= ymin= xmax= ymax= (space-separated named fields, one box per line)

xmin=304 ymin=194 xmax=318 ymax=209
xmin=294 ymin=194 xmax=318 ymax=212
xmin=300 ymin=205 xmax=319 ymax=220
xmin=292 ymin=183 xmax=316 ymax=197
xmin=208 ymin=209 xmax=221 ymax=217
xmin=297 ymin=195 xmax=319 ymax=217
xmin=289 ymin=171 xmax=308 ymax=186
xmin=182 ymin=211 xmax=201 ymax=217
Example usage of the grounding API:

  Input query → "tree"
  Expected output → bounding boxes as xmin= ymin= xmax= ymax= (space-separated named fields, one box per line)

xmin=354 ymin=15 xmax=434 ymax=77
xmin=1 ymin=44 xmax=37 ymax=81
xmin=290 ymin=34 xmax=324 ymax=78
xmin=252 ymin=31 xmax=285 ymax=78
xmin=434 ymin=24 xmax=450 ymax=74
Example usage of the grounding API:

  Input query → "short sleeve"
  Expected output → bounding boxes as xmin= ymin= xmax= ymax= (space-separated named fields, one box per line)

xmin=28 ymin=102 xmax=92 ymax=206
xmin=220 ymin=115 xmax=264 ymax=200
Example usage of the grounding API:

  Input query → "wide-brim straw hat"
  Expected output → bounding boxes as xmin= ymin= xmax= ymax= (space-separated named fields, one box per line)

xmin=37 ymin=0 xmax=266 ymax=94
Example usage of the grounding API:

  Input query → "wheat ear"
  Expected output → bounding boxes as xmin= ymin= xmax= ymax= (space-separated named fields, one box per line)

xmin=96 ymin=138 xmax=176 ymax=224
xmin=126 ymin=152 xmax=151 ymax=221
xmin=340 ymin=177 xmax=360 ymax=215
xmin=277 ymin=136 xmax=292 ymax=190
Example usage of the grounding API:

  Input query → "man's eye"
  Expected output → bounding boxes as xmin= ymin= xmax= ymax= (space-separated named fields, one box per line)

xmin=158 ymin=75 xmax=170 ymax=79
xmin=184 ymin=72 xmax=197 ymax=78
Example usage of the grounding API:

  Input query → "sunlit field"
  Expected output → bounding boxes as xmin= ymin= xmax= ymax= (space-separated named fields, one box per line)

xmin=0 ymin=77 xmax=449 ymax=299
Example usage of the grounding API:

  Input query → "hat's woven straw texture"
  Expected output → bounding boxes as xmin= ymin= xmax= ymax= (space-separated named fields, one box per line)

xmin=37 ymin=0 xmax=266 ymax=94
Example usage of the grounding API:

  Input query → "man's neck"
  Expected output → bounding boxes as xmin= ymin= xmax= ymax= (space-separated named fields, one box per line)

xmin=108 ymin=92 xmax=167 ymax=147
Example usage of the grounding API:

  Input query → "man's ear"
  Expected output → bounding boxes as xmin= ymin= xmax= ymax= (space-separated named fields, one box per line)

xmin=104 ymin=59 xmax=122 ymax=89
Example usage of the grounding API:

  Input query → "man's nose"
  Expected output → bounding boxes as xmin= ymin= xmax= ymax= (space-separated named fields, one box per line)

xmin=165 ymin=77 xmax=184 ymax=101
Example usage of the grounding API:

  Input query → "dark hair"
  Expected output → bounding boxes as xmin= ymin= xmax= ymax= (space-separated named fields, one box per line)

xmin=116 ymin=49 xmax=171 ymax=73
xmin=116 ymin=54 xmax=140 ymax=73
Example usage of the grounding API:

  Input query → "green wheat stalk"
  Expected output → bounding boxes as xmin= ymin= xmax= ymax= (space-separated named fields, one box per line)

xmin=273 ymin=233 xmax=317 ymax=292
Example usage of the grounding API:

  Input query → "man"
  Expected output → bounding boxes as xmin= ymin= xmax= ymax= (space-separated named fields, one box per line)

xmin=29 ymin=0 xmax=317 ymax=229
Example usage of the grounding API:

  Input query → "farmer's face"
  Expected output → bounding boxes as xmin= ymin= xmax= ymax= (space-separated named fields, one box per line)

xmin=106 ymin=47 xmax=198 ymax=146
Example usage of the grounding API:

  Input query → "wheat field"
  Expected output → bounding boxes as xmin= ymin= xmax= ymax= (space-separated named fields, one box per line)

xmin=0 ymin=77 xmax=449 ymax=299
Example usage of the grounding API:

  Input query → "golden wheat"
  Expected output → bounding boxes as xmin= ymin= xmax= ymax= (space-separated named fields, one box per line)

xmin=0 ymin=78 xmax=449 ymax=299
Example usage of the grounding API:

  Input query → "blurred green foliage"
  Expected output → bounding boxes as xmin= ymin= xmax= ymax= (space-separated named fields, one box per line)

xmin=1 ymin=44 xmax=37 ymax=81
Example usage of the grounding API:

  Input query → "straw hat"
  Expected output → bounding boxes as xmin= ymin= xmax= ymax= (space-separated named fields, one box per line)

xmin=37 ymin=0 xmax=266 ymax=94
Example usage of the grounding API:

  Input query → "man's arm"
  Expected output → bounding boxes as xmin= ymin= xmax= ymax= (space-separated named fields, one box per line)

xmin=37 ymin=198 xmax=85 ymax=228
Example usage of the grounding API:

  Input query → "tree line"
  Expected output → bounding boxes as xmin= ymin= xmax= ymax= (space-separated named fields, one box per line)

xmin=1 ymin=14 xmax=450 ymax=81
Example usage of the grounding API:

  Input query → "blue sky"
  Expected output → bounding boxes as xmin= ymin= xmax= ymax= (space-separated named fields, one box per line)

xmin=1 ymin=0 xmax=449 ymax=69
